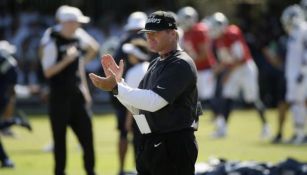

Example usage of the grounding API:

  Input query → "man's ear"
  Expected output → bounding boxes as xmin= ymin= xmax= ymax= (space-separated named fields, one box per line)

xmin=172 ymin=29 xmax=178 ymax=35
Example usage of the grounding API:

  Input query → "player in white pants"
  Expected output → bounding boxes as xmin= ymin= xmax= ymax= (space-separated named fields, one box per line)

xmin=206 ymin=12 xmax=270 ymax=138
xmin=281 ymin=4 xmax=307 ymax=144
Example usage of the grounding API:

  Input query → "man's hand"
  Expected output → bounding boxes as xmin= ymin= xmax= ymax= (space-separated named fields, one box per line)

xmin=101 ymin=54 xmax=124 ymax=82
xmin=64 ymin=45 xmax=79 ymax=62
xmin=88 ymin=73 xmax=117 ymax=91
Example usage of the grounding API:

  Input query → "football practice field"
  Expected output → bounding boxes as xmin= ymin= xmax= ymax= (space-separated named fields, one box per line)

xmin=1 ymin=109 xmax=307 ymax=175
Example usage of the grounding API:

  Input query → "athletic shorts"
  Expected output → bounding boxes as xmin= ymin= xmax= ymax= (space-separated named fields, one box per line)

xmin=136 ymin=129 xmax=198 ymax=175
xmin=197 ymin=69 xmax=216 ymax=100
xmin=223 ymin=60 xmax=259 ymax=102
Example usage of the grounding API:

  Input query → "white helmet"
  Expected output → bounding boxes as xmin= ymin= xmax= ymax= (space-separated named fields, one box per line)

xmin=177 ymin=6 xmax=198 ymax=31
xmin=207 ymin=12 xmax=229 ymax=39
xmin=124 ymin=11 xmax=147 ymax=31
xmin=281 ymin=4 xmax=305 ymax=34
xmin=300 ymin=0 xmax=307 ymax=17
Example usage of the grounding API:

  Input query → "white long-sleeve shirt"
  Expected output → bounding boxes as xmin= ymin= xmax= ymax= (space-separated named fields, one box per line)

xmin=115 ymin=81 xmax=168 ymax=114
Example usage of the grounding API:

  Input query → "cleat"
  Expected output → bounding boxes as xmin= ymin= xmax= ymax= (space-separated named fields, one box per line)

xmin=0 ymin=128 xmax=16 ymax=138
xmin=271 ymin=134 xmax=282 ymax=144
xmin=261 ymin=124 xmax=270 ymax=139
xmin=211 ymin=116 xmax=227 ymax=138
xmin=42 ymin=143 xmax=54 ymax=152
xmin=1 ymin=159 xmax=15 ymax=168
xmin=286 ymin=134 xmax=305 ymax=145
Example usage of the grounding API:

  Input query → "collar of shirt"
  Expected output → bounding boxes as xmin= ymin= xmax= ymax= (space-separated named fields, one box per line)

xmin=159 ymin=50 xmax=178 ymax=60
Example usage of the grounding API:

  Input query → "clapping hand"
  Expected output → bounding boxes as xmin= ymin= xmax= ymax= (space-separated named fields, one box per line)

xmin=101 ymin=54 xmax=124 ymax=82
xmin=89 ymin=54 xmax=124 ymax=91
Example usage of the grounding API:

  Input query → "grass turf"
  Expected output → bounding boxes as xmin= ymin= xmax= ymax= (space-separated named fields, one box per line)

xmin=1 ymin=109 xmax=306 ymax=175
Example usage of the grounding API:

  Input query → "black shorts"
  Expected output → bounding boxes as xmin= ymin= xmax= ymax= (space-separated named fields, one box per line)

xmin=113 ymin=103 xmax=128 ymax=139
xmin=0 ymin=97 xmax=8 ymax=115
xmin=0 ymin=67 xmax=17 ymax=114
xmin=136 ymin=129 xmax=198 ymax=175
xmin=276 ymin=75 xmax=286 ymax=103
xmin=1 ymin=66 xmax=18 ymax=86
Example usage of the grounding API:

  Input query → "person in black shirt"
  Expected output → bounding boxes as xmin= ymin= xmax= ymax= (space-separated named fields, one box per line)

xmin=40 ymin=6 xmax=99 ymax=175
xmin=0 ymin=40 xmax=32 ymax=168
xmin=89 ymin=11 xmax=199 ymax=175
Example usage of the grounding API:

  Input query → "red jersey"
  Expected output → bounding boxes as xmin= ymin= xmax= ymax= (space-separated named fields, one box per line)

xmin=183 ymin=22 xmax=216 ymax=70
xmin=215 ymin=25 xmax=252 ymax=63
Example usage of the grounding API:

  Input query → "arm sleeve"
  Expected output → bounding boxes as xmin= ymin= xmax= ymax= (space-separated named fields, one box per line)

xmin=41 ymin=41 xmax=57 ymax=70
xmin=40 ymin=28 xmax=52 ymax=46
xmin=0 ymin=56 xmax=17 ymax=74
xmin=116 ymin=81 xmax=168 ymax=112
xmin=77 ymin=28 xmax=97 ymax=50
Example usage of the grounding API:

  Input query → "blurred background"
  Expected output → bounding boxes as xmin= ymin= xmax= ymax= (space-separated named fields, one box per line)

xmin=0 ymin=0 xmax=298 ymax=113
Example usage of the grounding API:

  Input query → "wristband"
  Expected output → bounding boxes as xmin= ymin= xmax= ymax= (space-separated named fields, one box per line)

xmin=112 ymin=84 xmax=118 ymax=95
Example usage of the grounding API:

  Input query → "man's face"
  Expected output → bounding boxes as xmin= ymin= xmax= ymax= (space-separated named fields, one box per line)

xmin=62 ymin=21 xmax=81 ymax=34
xmin=145 ymin=30 xmax=175 ymax=53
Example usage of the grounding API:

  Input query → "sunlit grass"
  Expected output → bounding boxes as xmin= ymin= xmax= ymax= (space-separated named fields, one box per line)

xmin=1 ymin=109 xmax=306 ymax=175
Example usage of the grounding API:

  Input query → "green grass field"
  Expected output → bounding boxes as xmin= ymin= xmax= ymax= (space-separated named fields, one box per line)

xmin=1 ymin=109 xmax=306 ymax=175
